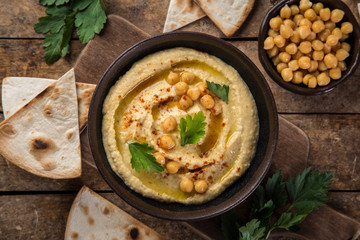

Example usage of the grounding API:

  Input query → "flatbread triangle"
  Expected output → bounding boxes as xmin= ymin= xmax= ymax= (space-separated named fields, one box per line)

xmin=0 ymin=69 xmax=81 ymax=179
xmin=163 ymin=0 xmax=206 ymax=32
xmin=1 ymin=75 xmax=96 ymax=132
xmin=195 ymin=0 xmax=255 ymax=37
xmin=65 ymin=186 xmax=165 ymax=240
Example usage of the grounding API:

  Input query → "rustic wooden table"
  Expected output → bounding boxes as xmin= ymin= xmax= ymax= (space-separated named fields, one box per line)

xmin=0 ymin=0 xmax=360 ymax=239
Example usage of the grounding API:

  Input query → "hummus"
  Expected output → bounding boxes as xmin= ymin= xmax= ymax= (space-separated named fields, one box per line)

xmin=102 ymin=47 xmax=259 ymax=204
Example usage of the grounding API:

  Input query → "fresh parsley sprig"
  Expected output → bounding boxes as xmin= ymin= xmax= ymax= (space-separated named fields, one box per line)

xmin=179 ymin=111 xmax=207 ymax=146
xmin=35 ymin=0 xmax=107 ymax=64
xmin=206 ymin=81 xmax=229 ymax=104
xmin=221 ymin=168 xmax=333 ymax=240
xmin=128 ymin=142 xmax=164 ymax=173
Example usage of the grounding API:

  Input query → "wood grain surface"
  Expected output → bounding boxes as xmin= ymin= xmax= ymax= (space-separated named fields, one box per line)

xmin=1 ymin=1 xmax=360 ymax=240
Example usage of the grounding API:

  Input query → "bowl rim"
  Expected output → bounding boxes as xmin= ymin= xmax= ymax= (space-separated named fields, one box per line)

xmin=88 ymin=31 xmax=278 ymax=221
xmin=258 ymin=0 xmax=360 ymax=95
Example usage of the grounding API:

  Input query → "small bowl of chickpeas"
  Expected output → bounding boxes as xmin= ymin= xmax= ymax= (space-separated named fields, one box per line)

xmin=259 ymin=0 xmax=360 ymax=95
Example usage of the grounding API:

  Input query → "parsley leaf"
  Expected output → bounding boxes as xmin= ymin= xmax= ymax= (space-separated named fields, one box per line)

xmin=128 ymin=142 xmax=164 ymax=173
xmin=239 ymin=219 xmax=266 ymax=240
xmin=74 ymin=0 xmax=107 ymax=43
xmin=206 ymin=81 xmax=230 ymax=104
xmin=179 ymin=111 xmax=207 ymax=146
xmin=221 ymin=168 xmax=333 ymax=239
xmin=35 ymin=0 xmax=107 ymax=64
xmin=40 ymin=0 xmax=70 ymax=6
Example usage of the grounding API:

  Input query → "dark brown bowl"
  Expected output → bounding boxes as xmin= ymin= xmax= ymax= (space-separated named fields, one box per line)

xmin=259 ymin=0 xmax=360 ymax=95
xmin=88 ymin=32 xmax=278 ymax=221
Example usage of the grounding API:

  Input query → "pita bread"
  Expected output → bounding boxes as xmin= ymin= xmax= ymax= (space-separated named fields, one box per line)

xmin=65 ymin=186 xmax=165 ymax=240
xmin=163 ymin=0 xmax=206 ymax=32
xmin=0 ymin=69 xmax=81 ymax=179
xmin=194 ymin=0 xmax=255 ymax=37
xmin=1 ymin=75 xmax=95 ymax=132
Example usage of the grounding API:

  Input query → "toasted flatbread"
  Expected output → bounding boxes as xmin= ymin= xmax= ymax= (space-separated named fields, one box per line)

xmin=1 ymin=75 xmax=95 ymax=132
xmin=65 ymin=186 xmax=165 ymax=240
xmin=195 ymin=0 xmax=255 ymax=37
xmin=0 ymin=69 xmax=81 ymax=179
xmin=163 ymin=0 xmax=206 ymax=32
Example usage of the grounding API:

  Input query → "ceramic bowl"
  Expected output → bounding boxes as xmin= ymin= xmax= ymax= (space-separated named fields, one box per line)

xmin=258 ymin=0 xmax=360 ymax=95
xmin=88 ymin=32 xmax=278 ymax=221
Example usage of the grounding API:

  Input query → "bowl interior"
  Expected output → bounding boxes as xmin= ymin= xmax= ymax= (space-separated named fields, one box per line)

xmin=88 ymin=32 xmax=278 ymax=221
xmin=258 ymin=0 xmax=360 ymax=95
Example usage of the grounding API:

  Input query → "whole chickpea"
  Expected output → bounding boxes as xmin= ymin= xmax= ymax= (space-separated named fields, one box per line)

xmin=325 ymin=35 xmax=338 ymax=47
xmin=269 ymin=17 xmax=283 ymax=31
xmin=299 ymin=0 xmax=312 ymax=11
xmin=312 ymin=2 xmax=324 ymax=14
xmin=153 ymin=152 xmax=166 ymax=165
xmin=319 ymin=8 xmax=331 ymax=21
xmin=179 ymin=95 xmax=193 ymax=110
xmin=280 ymin=24 xmax=294 ymax=39
xmin=166 ymin=161 xmax=180 ymax=174
xmin=341 ymin=22 xmax=353 ymax=34
xmin=335 ymin=49 xmax=349 ymax=61
xmin=267 ymin=46 xmax=279 ymax=58
xmin=329 ymin=68 xmax=342 ymax=80
xmin=277 ymin=63 xmax=288 ymax=73
xmin=159 ymin=135 xmax=176 ymax=150
xmin=264 ymin=36 xmax=275 ymax=50
xmin=180 ymin=177 xmax=194 ymax=193
xmin=200 ymin=94 xmax=215 ymax=109
xmin=197 ymin=83 xmax=208 ymax=95
xmin=194 ymin=180 xmax=208 ymax=193
xmin=308 ymin=76 xmax=318 ymax=88
xmin=166 ymin=71 xmax=180 ymax=85
xmin=298 ymin=56 xmax=311 ymax=69
xmin=317 ymin=72 xmax=331 ymax=86
xmin=211 ymin=102 xmax=223 ymax=116
xmin=304 ymin=8 xmax=317 ymax=21
xmin=162 ymin=116 xmax=177 ymax=132
xmin=281 ymin=68 xmax=293 ymax=82
xmin=330 ymin=9 xmax=344 ymax=23
xmin=290 ymin=5 xmax=300 ymax=16
xmin=187 ymin=87 xmax=201 ymax=101
xmin=280 ymin=5 xmax=292 ymax=19
xmin=181 ymin=72 xmax=195 ymax=84
xmin=312 ymin=20 xmax=325 ymax=33
xmin=324 ymin=53 xmax=338 ymax=69
xmin=274 ymin=35 xmax=286 ymax=48
xmin=279 ymin=52 xmax=291 ymax=63
xmin=292 ymin=71 xmax=303 ymax=84
xmin=298 ymin=26 xmax=311 ymax=39
xmin=175 ymin=82 xmax=189 ymax=96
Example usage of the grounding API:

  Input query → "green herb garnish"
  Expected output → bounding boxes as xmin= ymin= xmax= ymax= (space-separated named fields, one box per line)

xmin=35 ymin=0 xmax=107 ymax=64
xmin=128 ymin=142 xmax=164 ymax=173
xmin=206 ymin=81 xmax=230 ymax=104
xmin=221 ymin=168 xmax=333 ymax=240
xmin=179 ymin=111 xmax=207 ymax=146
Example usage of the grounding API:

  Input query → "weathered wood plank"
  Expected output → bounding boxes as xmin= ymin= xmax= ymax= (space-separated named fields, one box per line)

xmin=283 ymin=114 xmax=360 ymax=190
xmin=1 ymin=0 xmax=358 ymax=39
xmin=1 ymin=40 xmax=360 ymax=113
xmin=0 ymin=192 xmax=358 ymax=240
xmin=0 ymin=193 xmax=204 ymax=240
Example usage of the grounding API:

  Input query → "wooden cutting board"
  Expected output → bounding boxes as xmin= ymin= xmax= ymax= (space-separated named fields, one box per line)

xmin=73 ymin=15 xmax=360 ymax=240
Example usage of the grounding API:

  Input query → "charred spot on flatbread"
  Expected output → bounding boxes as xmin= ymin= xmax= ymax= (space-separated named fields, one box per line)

xmin=66 ymin=129 xmax=74 ymax=140
xmin=43 ymin=103 xmax=53 ymax=117
xmin=88 ymin=216 xmax=95 ymax=226
xmin=50 ymin=87 xmax=62 ymax=100
xmin=129 ymin=227 xmax=139 ymax=239
xmin=0 ymin=123 xmax=17 ymax=138
xmin=41 ymin=159 xmax=57 ymax=171
xmin=30 ymin=136 xmax=57 ymax=157
xmin=70 ymin=232 xmax=79 ymax=239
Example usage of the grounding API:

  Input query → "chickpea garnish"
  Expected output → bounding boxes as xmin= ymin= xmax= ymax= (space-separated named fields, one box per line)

xmin=162 ymin=116 xmax=177 ymax=132
xmin=166 ymin=161 xmax=180 ymax=174
xmin=158 ymin=135 xmax=175 ymax=150
xmin=181 ymin=72 xmax=195 ymax=84
xmin=180 ymin=177 xmax=194 ymax=193
xmin=211 ymin=102 xmax=223 ymax=116
xmin=179 ymin=95 xmax=193 ymax=110
xmin=200 ymin=94 xmax=215 ymax=109
xmin=194 ymin=180 xmax=208 ymax=193
xmin=153 ymin=152 xmax=166 ymax=165
xmin=166 ymin=71 xmax=180 ymax=85
xmin=187 ymin=87 xmax=201 ymax=101
xmin=174 ymin=82 xmax=188 ymax=96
